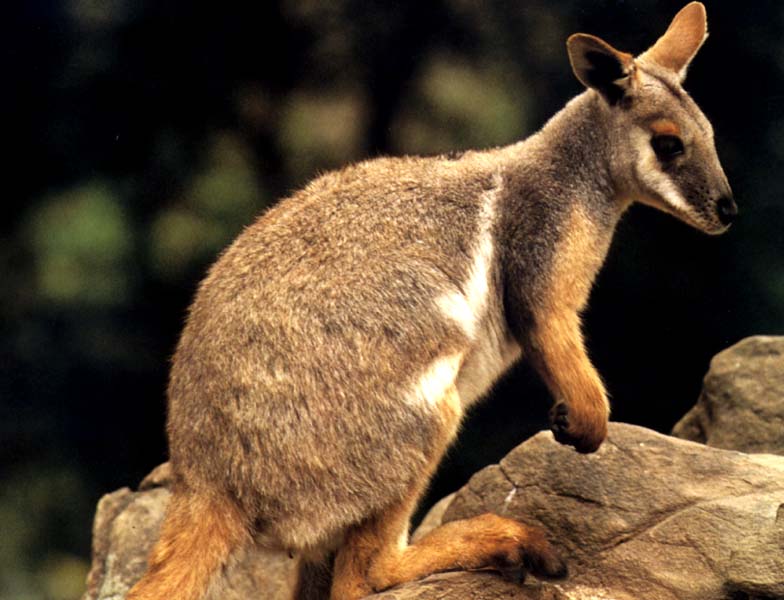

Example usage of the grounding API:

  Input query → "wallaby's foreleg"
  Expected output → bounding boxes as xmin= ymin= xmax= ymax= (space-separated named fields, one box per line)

xmin=329 ymin=386 xmax=567 ymax=600
xmin=527 ymin=310 xmax=609 ymax=453
xmin=126 ymin=490 xmax=250 ymax=600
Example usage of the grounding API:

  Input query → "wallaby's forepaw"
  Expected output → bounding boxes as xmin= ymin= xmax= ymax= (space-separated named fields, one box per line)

xmin=489 ymin=529 xmax=568 ymax=584
xmin=549 ymin=401 xmax=607 ymax=454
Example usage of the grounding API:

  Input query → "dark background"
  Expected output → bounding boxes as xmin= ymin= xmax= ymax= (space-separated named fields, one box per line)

xmin=2 ymin=1 xmax=782 ymax=597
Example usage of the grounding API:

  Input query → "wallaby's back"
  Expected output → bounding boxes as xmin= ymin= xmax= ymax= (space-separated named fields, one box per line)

xmin=168 ymin=150 xmax=510 ymax=552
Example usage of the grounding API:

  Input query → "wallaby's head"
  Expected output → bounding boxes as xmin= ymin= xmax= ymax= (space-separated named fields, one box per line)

xmin=567 ymin=2 xmax=736 ymax=234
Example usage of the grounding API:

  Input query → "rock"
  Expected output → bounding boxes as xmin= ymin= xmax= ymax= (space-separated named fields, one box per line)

xmin=367 ymin=423 xmax=784 ymax=600
xmin=672 ymin=336 xmax=784 ymax=454
xmin=85 ymin=424 xmax=784 ymax=600
xmin=81 ymin=464 xmax=298 ymax=600
xmin=83 ymin=487 xmax=137 ymax=600
xmin=365 ymin=571 xmax=566 ymax=600
xmin=411 ymin=493 xmax=454 ymax=543
xmin=138 ymin=462 xmax=173 ymax=490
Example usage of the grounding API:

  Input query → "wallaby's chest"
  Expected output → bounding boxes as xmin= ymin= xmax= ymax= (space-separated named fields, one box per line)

xmin=541 ymin=204 xmax=615 ymax=314
xmin=455 ymin=324 xmax=522 ymax=407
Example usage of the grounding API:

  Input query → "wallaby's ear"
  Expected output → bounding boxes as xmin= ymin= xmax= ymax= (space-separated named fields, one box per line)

xmin=567 ymin=33 xmax=634 ymax=105
xmin=638 ymin=2 xmax=707 ymax=81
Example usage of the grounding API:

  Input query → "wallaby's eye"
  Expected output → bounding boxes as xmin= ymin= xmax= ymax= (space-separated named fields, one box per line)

xmin=651 ymin=135 xmax=684 ymax=160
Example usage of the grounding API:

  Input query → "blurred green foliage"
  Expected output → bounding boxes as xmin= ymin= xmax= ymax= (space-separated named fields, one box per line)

xmin=25 ymin=181 xmax=132 ymax=307
xmin=279 ymin=89 xmax=368 ymax=183
xmin=0 ymin=464 xmax=91 ymax=600
xmin=150 ymin=131 xmax=265 ymax=278
xmin=392 ymin=54 xmax=529 ymax=154
xmin=3 ymin=2 xmax=783 ymax=599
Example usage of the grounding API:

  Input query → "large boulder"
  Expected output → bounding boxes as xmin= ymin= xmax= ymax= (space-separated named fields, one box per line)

xmin=81 ymin=463 xmax=298 ymax=600
xmin=672 ymin=335 xmax=784 ymax=454
xmin=376 ymin=423 xmax=784 ymax=600
xmin=85 ymin=424 xmax=784 ymax=600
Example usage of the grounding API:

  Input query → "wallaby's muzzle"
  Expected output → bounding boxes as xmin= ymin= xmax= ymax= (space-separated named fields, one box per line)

xmin=716 ymin=195 xmax=738 ymax=226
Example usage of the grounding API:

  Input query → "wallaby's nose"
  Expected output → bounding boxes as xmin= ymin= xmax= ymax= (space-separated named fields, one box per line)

xmin=716 ymin=196 xmax=738 ymax=225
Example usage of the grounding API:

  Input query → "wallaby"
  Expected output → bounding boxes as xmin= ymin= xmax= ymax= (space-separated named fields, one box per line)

xmin=126 ymin=3 xmax=735 ymax=600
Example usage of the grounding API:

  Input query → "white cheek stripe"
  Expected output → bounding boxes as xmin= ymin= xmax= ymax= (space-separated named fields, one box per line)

xmin=633 ymin=130 xmax=690 ymax=212
xmin=436 ymin=173 xmax=501 ymax=339
xmin=643 ymin=156 xmax=689 ymax=212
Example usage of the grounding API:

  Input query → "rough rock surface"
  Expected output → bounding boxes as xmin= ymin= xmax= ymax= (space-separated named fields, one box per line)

xmin=410 ymin=493 xmax=454 ymax=543
xmin=85 ymin=423 xmax=784 ymax=600
xmin=672 ymin=336 xmax=784 ymax=455
xmin=81 ymin=463 xmax=298 ymax=600
xmin=373 ymin=423 xmax=784 ymax=600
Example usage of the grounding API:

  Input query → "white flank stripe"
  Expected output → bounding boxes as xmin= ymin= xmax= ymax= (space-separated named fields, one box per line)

xmin=436 ymin=173 xmax=501 ymax=338
xmin=411 ymin=354 xmax=463 ymax=408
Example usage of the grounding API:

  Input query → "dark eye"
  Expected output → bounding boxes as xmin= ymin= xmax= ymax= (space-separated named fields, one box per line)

xmin=651 ymin=135 xmax=684 ymax=160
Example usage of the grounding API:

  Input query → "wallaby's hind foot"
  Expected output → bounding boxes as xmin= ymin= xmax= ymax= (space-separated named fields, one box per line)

xmin=126 ymin=491 xmax=249 ymax=600
xmin=481 ymin=516 xmax=569 ymax=584
xmin=376 ymin=512 xmax=568 ymax=587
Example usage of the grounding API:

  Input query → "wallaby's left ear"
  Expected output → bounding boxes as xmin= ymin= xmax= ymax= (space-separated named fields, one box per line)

xmin=638 ymin=2 xmax=708 ymax=81
xmin=567 ymin=33 xmax=634 ymax=105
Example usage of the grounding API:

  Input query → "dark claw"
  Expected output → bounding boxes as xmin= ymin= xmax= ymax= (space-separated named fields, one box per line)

xmin=550 ymin=402 xmax=570 ymax=438
xmin=549 ymin=403 xmax=600 ymax=453
xmin=490 ymin=550 xmax=528 ymax=584
xmin=524 ymin=551 xmax=569 ymax=581
xmin=490 ymin=544 xmax=568 ymax=585
xmin=499 ymin=566 xmax=527 ymax=585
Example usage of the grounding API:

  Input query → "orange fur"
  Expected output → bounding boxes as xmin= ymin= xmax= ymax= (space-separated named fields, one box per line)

xmin=369 ymin=513 xmax=560 ymax=589
xmin=650 ymin=118 xmax=681 ymax=137
xmin=530 ymin=311 xmax=609 ymax=452
xmin=126 ymin=492 xmax=249 ymax=600
xmin=330 ymin=386 xmax=464 ymax=600
xmin=331 ymin=489 xmax=564 ymax=600
xmin=530 ymin=206 xmax=611 ymax=452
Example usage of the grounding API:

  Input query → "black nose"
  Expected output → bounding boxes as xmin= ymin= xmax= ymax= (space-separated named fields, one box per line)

xmin=716 ymin=196 xmax=738 ymax=225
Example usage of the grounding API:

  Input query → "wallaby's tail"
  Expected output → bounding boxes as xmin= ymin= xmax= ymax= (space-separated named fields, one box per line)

xmin=126 ymin=490 xmax=249 ymax=600
xmin=293 ymin=553 xmax=334 ymax=600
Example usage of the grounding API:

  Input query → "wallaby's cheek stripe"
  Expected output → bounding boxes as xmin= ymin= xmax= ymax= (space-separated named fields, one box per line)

xmin=649 ymin=119 xmax=681 ymax=137
xmin=631 ymin=129 xmax=684 ymax=210
xmin=639 ymin=156 xmax=690 ymax=214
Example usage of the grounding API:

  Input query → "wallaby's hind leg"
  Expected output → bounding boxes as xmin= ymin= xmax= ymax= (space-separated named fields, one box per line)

xmin=329 ymin=386 xmax=567 ymax=600
xmin=379 ymin=513 xmax=567 ymax=590
xmin=331 ymin=503 xmax=567 ymax=600
xmin=126 ymin=490 xmax=249 ymax=600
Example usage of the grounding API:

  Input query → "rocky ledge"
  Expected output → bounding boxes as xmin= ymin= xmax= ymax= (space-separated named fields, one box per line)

xmin=84 ymin=336 xmax=784 ymax=600
xmin=673 ymin=335 xmax=784 ymax=454
xmin=379 ymin=423 xmax=784 ymax=600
